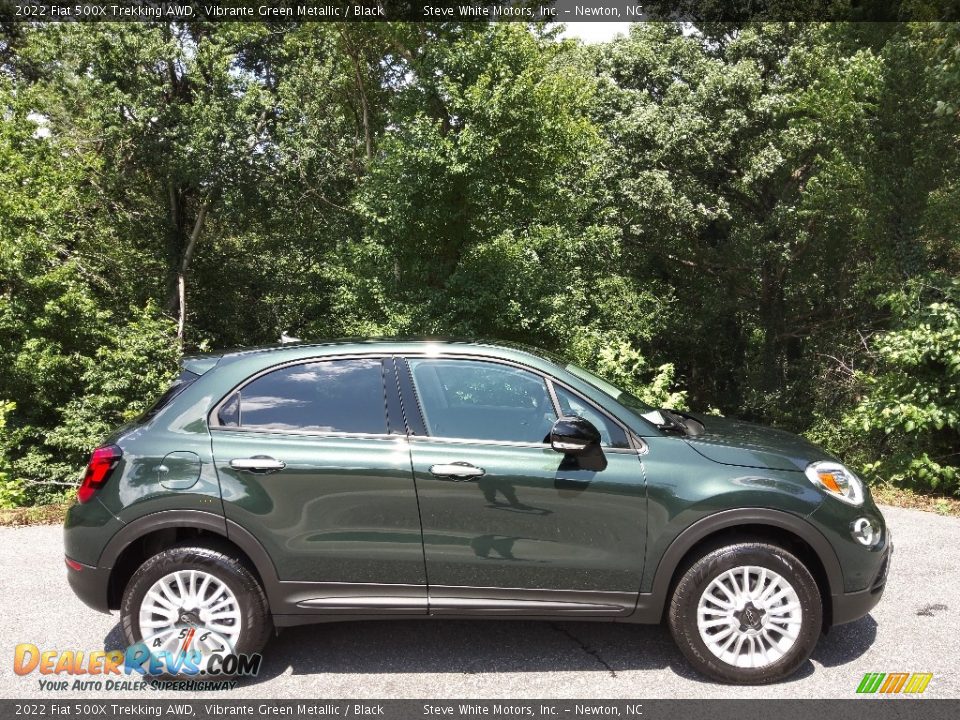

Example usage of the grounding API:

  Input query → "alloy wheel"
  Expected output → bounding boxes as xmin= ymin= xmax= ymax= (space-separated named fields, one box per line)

xmin=138 ymin=569 xmax=242 ymax=655
xmin=696 ymin=565 xmax=803 ymax=669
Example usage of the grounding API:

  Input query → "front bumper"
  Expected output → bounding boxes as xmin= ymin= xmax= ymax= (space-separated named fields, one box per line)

xmin=830 ymin=531 xmax=893 ymax=625
xmin=66 ymin=557 xmax=112 ymax=614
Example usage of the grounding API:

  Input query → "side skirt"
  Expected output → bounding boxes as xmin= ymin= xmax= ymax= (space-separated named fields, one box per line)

xmin=269 ymin=583 xmax=652 ymax=626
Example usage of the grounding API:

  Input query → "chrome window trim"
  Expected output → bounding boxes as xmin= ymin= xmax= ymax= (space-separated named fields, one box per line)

xmin=210 ymin=426 xmax=401 ymax=442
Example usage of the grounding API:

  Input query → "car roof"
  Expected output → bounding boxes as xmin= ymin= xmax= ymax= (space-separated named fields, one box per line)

xmin=183 ymin=337 xmax=567 ymax=374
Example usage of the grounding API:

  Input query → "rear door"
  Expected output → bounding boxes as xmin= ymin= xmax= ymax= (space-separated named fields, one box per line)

xmin=399 ymin=356 xmax=647 ymax=617
xmin=210 ymin=355 xmax=426 ymax=613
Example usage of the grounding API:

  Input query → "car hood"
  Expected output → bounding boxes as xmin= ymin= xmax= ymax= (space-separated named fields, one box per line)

xmin=681 ymin=413 xmax=837 ymax=472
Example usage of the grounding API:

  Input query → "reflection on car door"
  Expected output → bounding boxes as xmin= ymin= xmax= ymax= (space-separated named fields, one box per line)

xmin=211 ymin=356 xmax=427 ymax=614
xmin=400 ymin=356 xmax=647 ymax=617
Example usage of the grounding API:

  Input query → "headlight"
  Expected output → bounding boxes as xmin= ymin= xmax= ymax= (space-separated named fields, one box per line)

xmin=804 ymin=461 xmax=864 ymax=506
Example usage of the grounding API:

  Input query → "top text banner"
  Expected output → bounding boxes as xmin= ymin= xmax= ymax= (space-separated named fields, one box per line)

xmin=5 ymin=0 xmax=960 ymax=23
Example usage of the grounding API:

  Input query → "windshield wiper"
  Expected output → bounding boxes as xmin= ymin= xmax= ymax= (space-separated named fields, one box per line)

xmin=641 ymin=408 xmax=689 ymax=435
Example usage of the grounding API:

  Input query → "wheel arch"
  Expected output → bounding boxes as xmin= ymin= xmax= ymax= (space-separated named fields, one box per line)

xmin=100 ymin=510 xmax=279 ymax=611
xmin=642 ymin=508 xmax=843 ymax=626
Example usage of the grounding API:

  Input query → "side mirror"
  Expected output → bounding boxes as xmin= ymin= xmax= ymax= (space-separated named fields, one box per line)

xmin=550 ymin=416 xmax=601 ymax=455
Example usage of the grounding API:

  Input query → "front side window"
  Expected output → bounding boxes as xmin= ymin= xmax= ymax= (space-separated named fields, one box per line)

xmin=408 ymin=359 xmax=556 ymax=444
xmin=222 ymin=358 xmax=387 ymax=434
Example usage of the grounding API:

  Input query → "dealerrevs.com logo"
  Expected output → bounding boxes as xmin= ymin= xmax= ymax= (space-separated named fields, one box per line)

xmin=13 ymin=632 xmax=262 ymax=692
xmin=856 ymin=672 xmax=933 ymax=694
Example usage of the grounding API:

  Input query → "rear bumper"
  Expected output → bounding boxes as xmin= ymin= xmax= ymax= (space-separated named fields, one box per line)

xmin=66 ymin=558 xmax=112 ymax=614
xmin=831 ymin=533 xmax=893 ymax=626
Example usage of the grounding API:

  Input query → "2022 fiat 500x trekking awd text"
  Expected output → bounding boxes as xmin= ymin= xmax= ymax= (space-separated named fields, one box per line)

xmin=63 ymin=339 xmax=891 ymax=684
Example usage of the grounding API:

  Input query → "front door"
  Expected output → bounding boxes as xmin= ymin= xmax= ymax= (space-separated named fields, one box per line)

xmin=400 ymin=356 xmax=647 ymax=617
xmin=211 ymin=356 xmax=426 ymax=614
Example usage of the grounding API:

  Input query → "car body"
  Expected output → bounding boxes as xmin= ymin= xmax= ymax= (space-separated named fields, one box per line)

xmin=64 ymin=339 xmax=892 ymax=683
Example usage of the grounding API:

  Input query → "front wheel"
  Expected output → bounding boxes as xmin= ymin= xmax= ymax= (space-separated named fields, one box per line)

xmin=668 ymin=542 xmax=822 ymax=684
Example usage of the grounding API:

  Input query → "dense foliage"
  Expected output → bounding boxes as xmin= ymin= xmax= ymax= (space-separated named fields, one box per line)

xmin=1 ymin=21 xmax=958 ymax=505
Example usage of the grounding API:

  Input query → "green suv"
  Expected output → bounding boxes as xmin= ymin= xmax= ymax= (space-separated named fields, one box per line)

xmin=64 ymin=339 xmax=891 ymax=684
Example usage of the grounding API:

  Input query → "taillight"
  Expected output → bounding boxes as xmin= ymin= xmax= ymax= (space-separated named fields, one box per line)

xmin=77 ymin=445 xmax=122 ymax=504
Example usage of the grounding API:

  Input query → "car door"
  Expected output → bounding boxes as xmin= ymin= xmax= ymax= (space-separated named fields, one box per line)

xmin=210 ymin=355 xmax=426 ymax=614
xmin=399 ymin=355 xmax=647 ymax=617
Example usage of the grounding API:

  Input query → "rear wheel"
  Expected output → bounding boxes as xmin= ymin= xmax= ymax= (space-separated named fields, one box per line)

xmin=120 ymin=543 xmax=272 ymax=675
xmin=668 ymin=542 xmax=822 ymax=684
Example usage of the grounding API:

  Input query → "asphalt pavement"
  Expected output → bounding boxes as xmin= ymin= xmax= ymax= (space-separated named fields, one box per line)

xmin=1 ymin=504 xmax=957 ymax=699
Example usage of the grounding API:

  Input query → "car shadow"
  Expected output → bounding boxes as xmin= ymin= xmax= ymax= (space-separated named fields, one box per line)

xmin=103 ymin=613 xmax=878 ymax=688
xmin=811 ymin=614 xmax=878 ymax=667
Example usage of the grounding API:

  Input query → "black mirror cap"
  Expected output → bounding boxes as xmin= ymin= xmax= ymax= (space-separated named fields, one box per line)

xmin=550 ymin=415 xmax=602 ymax=455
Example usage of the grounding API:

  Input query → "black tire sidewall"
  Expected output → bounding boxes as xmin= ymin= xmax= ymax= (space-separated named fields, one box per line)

xmin=120 ymin=544 xmax=272 ymax=661
xmin=669 ymin=543 xmax=822 ymax=684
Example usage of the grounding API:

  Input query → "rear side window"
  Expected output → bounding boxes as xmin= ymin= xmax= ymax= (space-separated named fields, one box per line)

xmin=221 ymin=358 xmax=387 ymax=434
xmin=139 ymin=368 xmax=200 ymax=422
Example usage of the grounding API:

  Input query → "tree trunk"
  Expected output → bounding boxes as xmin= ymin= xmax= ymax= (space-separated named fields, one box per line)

xmin=167 ymin=197 xmax=209 ymax=342
xmin=176 ymin=274 xmax=186 ymax=341
xmin=340 ymin=29 xmax=372 ymax=161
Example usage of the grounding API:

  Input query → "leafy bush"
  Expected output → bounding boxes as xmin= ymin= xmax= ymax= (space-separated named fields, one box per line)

xmin=46 ymin=303 xmax=180 ymax=457
xmin=841 ymin=279 xmax=960 ymax=495
xmin=5 ymin=303 xmax=179 ymax=506
xmin=569 ymin=330 xmax=688 ymax=409
xmin=0 ymin=401 xmax=27 ymax=509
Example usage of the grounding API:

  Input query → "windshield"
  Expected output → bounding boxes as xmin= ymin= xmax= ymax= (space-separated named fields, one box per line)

xmin=563 ymin=363 xmax=656 ymax=414
xmin=563 ymin=363 xmax=694 ymax=434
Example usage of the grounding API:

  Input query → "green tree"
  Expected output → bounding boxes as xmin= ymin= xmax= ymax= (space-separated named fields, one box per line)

xmin=841 ymin=278 xmax=960 ymax=495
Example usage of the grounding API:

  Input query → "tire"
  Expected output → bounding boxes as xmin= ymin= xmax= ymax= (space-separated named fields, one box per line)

xmin=668 ymin=542 xmax=822 ymax=684
xmin=120 ymin=542 xmax=272 ymax=676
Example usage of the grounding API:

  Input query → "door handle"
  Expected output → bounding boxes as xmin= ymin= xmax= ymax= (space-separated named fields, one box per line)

xmin=429 ymin=462 xmax=485 ymax=481
xmin=229 ymin=456 xmax=286 ymax=473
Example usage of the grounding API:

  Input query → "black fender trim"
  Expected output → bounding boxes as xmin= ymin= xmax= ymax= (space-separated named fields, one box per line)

xmin=631 ymin=507 xmax=843 ymax=623
xmin=97 ymin=510 xmax=283 ymax=607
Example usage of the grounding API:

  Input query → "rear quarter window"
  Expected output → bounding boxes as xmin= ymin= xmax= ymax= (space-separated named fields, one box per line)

xmin=139 ymin=368 xmax=200 ymax=422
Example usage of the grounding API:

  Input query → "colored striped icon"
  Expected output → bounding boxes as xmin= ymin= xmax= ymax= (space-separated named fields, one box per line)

xmin=857 ymin=672 xmax=933 ymax=694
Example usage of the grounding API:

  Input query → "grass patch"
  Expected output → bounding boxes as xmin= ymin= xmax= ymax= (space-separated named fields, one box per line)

xmin=0 ymin=502 xmax=70 ymax=527
xmin=872 ymin=484 xmax=960 ymax=517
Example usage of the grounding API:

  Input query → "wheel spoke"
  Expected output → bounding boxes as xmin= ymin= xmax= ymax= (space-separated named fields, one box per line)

xmin=704 ymin=591 xmax=732 ymax=610
xmin=197 ymin=574 xmax=212 ymax=604
xmin=764 ymin=587 xmax=793 ymax=606
xmin=174 ymin=572 xmax=188 ymax=602
xmin=698 ymin=617 xmax=732 ymax=629
xmin=753 ymin=569 xmax=767 ymax=601
xmin=207 ymin=597 xmax=235 ymax=614
xmin=159 ymin=580 xmax=179 ymax=605
xmin=766 ymin=602 xmax=801 ymax=616
xmin=147 ymin=590 xmax=175 ymax=610
xmin=141 ymin=618 xmax=173 ymax=628
xmin=710 ymin=625 xmax=736 ymax=643
xmin=716 ymin=579 xmax=737 ymax=604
